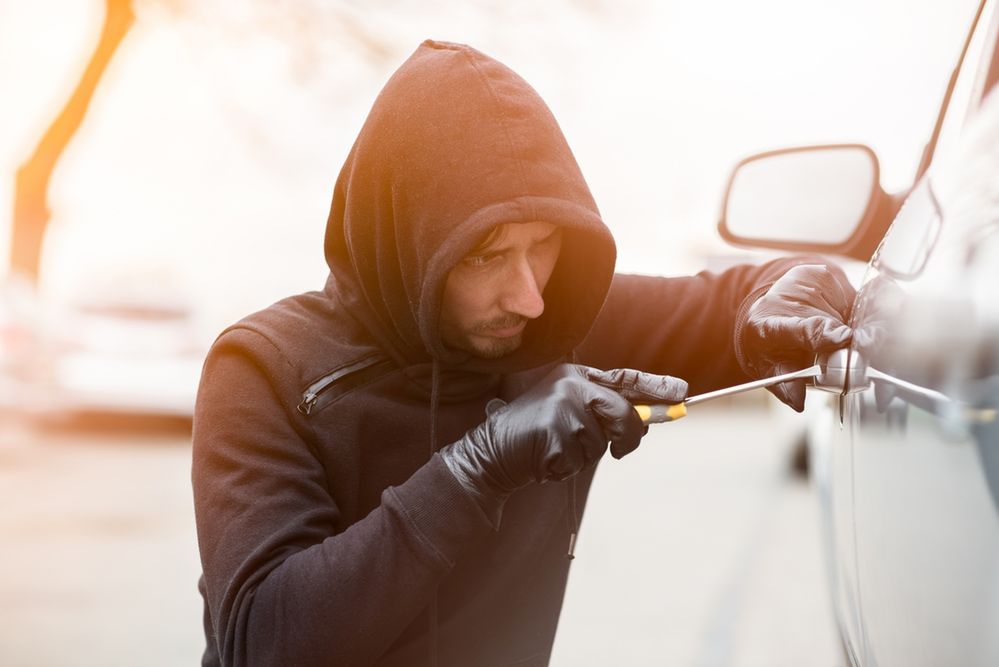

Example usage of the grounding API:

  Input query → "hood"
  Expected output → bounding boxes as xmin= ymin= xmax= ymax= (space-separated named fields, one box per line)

xmin=325 ymin=40 xmax=616 ymax=373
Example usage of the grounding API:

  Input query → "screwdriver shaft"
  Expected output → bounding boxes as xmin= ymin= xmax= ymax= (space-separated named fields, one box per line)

xmin=684 ymin=364 xmax=821 ymax=406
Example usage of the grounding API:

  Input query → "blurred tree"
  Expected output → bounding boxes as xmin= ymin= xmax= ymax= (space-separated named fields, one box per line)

xmin=11 ymin=0 xmax=134 ymax=284
xmin=8 ymin=0 xmax=618 ymax=286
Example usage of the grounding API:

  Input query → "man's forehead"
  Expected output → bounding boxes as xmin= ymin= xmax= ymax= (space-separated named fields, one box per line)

xmin=473 ymin=221 xmax=559 ymax=252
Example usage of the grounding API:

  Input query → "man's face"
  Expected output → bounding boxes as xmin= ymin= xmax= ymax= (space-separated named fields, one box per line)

xmin=440 ymin=221 xmax=563 ymax=359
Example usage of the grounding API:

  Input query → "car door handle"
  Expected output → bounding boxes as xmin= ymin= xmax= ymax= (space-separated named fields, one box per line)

xmin=815 ymin=349 xmax=997 ymax=425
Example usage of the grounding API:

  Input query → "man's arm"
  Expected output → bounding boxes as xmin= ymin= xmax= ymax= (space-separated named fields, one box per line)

xmin=194 ymin=328 xmax=688 ymax=666
xmin=192 ymin=328 xmax=492 ymax=666
xmin=576 ymin=258 xmax=853 ymax=399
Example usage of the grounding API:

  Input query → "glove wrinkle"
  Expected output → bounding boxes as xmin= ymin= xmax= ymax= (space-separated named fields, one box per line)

xmin=439 ymin=363 xmax=688 ymax=524
xmin=737 ymin=263 xmax=855 ymax=411
xmin=584 ymin=367 xmax=688 ymax=403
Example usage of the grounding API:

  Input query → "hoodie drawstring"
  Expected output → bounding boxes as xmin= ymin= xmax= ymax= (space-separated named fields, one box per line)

xmin=430 ymin=358 xmax=441 ymax=455
xmin=566 ymin=477 xmax=578 ymax=560
xmin=428 ymin=360 xmax=441 ymax=667
xmin=424 ymin=358 xmax=580 ymax=665
xmin=566 ymin=351 xmax=579 ymax=560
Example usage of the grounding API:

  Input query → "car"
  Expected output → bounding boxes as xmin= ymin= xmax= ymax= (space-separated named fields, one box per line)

xmin=0 ymin=276 xmax=42 ymax=412
xmin=26 ymin=271 xmax=205 ymax=420
xmin=715 ymin=0 xmax=999 ymax=665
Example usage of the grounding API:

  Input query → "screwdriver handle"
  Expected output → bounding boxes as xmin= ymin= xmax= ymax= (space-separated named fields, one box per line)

xmin=634 ymin=403 xmax=687 ymax=424
xmin=636 ymin=364 xmax=823 ymax=426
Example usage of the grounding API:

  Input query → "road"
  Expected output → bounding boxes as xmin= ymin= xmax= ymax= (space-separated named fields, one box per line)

xmin=0 ymin=396 xmax=841 ymax=666
xmin=552 ymin=396 xmax=841 ymax=666
xmin=0 ymin=415 xmax=202 ymax=667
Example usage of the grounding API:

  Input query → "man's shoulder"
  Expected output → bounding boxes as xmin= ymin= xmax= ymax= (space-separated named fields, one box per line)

xmin=214 ymin=288 xmax=383 ymax=381
xmin=233 ymin=289 xmax=338 ymax=340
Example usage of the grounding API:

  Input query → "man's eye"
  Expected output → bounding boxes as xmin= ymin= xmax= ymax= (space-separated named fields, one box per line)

xmin=464 ymin=253 xmax=499 ymax=267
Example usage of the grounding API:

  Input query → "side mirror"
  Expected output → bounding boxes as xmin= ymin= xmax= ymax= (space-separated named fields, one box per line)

xmin=718 ymin=144 xmax=893 ymax=260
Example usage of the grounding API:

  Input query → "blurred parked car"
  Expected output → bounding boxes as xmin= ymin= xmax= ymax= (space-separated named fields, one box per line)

xmin=717 ymin=1 xmax=999 ymax=665
xmin=0 ymin=277 xmax=41 ymax=411
xmin=29 ymin=272 xmax=205 ymax=420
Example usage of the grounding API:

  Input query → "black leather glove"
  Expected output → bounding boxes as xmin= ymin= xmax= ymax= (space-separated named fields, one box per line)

xmin=440 ymin=364 xmax=687 ymax=525
xmin=736 ymin=263 xmax=854 ymax=412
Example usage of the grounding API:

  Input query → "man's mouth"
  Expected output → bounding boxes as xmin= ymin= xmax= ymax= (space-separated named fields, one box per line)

xmin=484 ymin=322 xmax=527 ymax=338
xmin=476 ymin=317 xmax=528 ymax=339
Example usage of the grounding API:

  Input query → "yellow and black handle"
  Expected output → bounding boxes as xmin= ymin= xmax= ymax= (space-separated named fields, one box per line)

xmin=634 ymin=403 xmax=687 ymax=424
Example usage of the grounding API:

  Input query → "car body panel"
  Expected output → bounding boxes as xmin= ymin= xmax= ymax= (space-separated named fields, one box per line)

xmin=727 ymin=2 xmax=999 ymax=664
xmin=825 ymin=9 xmax=999 ymax=661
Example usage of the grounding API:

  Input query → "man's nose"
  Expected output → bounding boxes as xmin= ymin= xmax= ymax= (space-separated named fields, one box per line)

xmin=501 ymin=257 xmax=545 ymax=320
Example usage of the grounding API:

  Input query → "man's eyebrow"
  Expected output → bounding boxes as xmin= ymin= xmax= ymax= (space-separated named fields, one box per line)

xmin=529 ymin=227 xmax=562 ymax=250
xmin=470 ymin=226 xmax=507 ymax=253
xmin=538 ymin=228 xmax=561 ymax=242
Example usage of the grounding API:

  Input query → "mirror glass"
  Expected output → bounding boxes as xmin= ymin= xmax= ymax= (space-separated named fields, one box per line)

xmin=724 ymin=146 xmax=877 ymax=245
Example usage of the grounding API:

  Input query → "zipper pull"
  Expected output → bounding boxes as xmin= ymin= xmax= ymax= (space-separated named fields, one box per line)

xmin=297 ymin=393 xmax=318 ymax=415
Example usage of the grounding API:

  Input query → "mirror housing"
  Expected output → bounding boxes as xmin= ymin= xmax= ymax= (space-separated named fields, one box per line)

xmin=718 ymin=144 xmax=898 ymax=261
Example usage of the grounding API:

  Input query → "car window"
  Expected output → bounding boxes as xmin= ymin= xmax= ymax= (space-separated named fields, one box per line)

xmin=934 ymin=0 xmax=999 ymax=164
xmin=871 ymin=179 xmax=943 ymax=279
xmin=873 ymin=1 xmax=997 ymax=280
xmin=986 ymin=14 xmax=999 ymax=96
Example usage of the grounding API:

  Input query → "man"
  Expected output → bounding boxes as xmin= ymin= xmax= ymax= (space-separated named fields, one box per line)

xmin=192 ymin=40 xmax=853 ymax=666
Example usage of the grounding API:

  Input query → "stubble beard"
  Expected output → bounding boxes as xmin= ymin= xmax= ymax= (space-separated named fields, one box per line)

xmin=450 ymin=315 xmax=528 ymax=360
xmin=465 ymin=332 xmax=524 ymax=359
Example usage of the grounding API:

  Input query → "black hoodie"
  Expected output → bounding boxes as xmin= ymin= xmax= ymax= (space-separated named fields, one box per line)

xmin=192 ymin=40 xmax=800 ymax=666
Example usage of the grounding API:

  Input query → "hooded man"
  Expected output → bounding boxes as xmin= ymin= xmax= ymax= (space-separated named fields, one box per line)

xmin=192 ymin=40 xmax=854 ymax=666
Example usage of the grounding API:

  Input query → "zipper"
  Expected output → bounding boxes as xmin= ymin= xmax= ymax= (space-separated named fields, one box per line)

xmin=297 ymin=354 xmax=392 ymax=415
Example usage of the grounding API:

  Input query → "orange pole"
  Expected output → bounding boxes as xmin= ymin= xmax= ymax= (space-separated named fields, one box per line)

xmin=10 ymin=0 xmax=134 ymax=283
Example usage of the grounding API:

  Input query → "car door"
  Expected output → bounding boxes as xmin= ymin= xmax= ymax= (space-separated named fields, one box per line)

xmin=712 ymin=3 xmax=999 ymax=662
xmin=839 ymin=25 xmax=999 ymax=664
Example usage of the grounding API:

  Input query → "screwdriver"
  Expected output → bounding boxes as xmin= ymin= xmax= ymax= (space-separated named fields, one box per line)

xmin=634 ymin=364 xmax=822 ymax=424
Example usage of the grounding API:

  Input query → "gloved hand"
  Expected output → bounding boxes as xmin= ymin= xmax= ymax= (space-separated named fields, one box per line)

xmin=439 ymin=363 xmax=687 ymax=525
xmin=737 ymin=263 xmax=854 ymax=412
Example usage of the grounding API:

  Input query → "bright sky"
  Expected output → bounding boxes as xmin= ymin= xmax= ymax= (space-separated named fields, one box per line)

xmin=0 ymin=0 xmax=981 ymax=342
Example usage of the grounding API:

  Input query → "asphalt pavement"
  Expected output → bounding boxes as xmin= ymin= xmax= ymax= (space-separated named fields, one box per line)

xmin=0 ymin=396 xmax=841 ymax=666
xmin=551 ymin=396 xmax=842 ymax=666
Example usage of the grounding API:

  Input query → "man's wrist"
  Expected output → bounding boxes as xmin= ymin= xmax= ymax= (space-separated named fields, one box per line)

xmin=439 ymin=440 xmax=507 ymax=529
xmin=733 ymin=283 xmax=772 ymax=378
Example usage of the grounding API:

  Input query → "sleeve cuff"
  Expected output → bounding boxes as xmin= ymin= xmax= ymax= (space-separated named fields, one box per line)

xmin=386 ymin=454 xmax=494 ymax=568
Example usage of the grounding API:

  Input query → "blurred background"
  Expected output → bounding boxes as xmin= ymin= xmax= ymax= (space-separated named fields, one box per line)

xmin=0 ymin=0 xmax=980 ymax=664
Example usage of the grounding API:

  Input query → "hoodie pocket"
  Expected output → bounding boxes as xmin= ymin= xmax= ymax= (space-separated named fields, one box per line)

xmin=297 ymin=354 xmax=394 ymax=415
